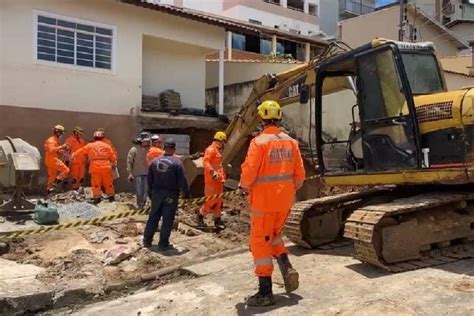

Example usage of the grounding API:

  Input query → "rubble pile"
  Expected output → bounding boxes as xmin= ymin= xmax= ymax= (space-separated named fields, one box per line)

xmin=58 ymin=202 xmax=101 ymax=219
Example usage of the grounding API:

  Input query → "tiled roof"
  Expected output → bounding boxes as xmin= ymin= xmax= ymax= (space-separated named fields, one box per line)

xmin=206 ymin=49 xmax=304 ymax=64
xmin=440 ymin=55 xmax=474 ymax=77
xmin=120 ymin=0 xmax=327 ymax=47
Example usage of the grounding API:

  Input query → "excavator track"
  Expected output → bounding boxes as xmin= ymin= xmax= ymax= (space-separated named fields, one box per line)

xmin=284 ymin=188 xmax=394 ymax=249
xmin=345 ymin=192 xmax=474 ymax=272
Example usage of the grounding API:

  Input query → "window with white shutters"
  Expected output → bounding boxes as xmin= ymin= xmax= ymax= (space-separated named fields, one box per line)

xmin=35 ymin=13 xmax=114 ymax=71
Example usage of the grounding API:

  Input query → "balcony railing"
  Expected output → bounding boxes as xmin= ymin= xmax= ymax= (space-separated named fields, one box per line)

xmin=339 ymin=0 xmax=375 ymax=16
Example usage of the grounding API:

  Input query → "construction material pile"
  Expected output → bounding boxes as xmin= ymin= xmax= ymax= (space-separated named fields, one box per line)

xmin=159 ymin=89 xmax=182 ymax=113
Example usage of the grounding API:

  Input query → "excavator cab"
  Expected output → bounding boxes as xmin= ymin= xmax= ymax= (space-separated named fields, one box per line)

xmin=314 ymin=40 xmax=446 ymax=178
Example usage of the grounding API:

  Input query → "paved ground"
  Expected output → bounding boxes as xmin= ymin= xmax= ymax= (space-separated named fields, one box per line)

xmin=71 ymin=245 xmax=474 ymax=316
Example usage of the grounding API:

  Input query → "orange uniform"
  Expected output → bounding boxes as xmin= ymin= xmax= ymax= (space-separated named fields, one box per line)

xmin=240 ymin=125 xmax=305 ymax=277
xmin=146 ymin=146 xmax=164 ymax=166
xmin=103 ymin=137 xmax=117 ymax=157
xmin=65 ymin=135 xmax=86 ymax=189
xmin=72 ymin=140 xmax=117 ymax=198
xmin=199 ymin=141 xmax=226 ymax=218
xmin=44 ymin=135 xmax=70 ymax=191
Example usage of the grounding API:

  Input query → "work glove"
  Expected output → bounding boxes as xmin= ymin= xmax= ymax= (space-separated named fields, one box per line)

xmin=128 ymin=174 xmax=135 ymax=182
xmin=211 ymin=171 xmax=220 ymax=181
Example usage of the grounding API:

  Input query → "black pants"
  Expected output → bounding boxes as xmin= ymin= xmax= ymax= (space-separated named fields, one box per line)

xmin=143 ymin=190 xmax=179 ymax=247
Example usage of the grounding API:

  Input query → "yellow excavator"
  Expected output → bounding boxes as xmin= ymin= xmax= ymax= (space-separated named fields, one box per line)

xmin=186 ymin=39 xmax=474 ymax=272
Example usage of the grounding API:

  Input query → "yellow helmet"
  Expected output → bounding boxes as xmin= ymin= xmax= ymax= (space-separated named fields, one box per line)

xmin=53 ymin=124 xmax=65 ymax=132
xmin=73 ymin=126 xmax=84 ymax=134
xmin=214 ymin=131 xmax=227 ymax=141
xmin=257 ymin=100 xmax=282 ymax=120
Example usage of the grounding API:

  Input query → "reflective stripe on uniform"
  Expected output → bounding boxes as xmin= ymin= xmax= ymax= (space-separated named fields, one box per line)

xmin=255 ymin=173 xmax=293 ymax=183
xmin=272 ymin=235 xmax=283 ymax=246
xmin=251 ymin=210 xmax=264 ymax=217
xmin=254 ymin=258 xmax=273 ymax=266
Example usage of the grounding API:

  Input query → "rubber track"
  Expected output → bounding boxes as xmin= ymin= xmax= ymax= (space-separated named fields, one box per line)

xmin=284 ymin=188 xmax=390 ymax=249
xmin=345 ymin=192 xmax=474 ymax=272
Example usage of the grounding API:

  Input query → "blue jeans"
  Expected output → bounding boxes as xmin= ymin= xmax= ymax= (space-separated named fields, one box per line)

xmin=143 ymin=190 xmax=179 ymax=247
xmin=135 ymin=175 xmax=148 ymax=208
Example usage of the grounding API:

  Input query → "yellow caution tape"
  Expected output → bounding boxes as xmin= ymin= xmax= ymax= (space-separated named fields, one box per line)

xmin=0 ymin=173 xmax=321 ymax=240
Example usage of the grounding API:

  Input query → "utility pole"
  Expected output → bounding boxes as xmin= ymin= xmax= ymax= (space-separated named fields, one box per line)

xmin=398 ymin=0 xmax=405 ymax=41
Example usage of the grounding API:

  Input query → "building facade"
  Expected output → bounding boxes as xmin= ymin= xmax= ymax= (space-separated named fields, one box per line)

xmin=0 ymin=0 xmax=229 ymax=190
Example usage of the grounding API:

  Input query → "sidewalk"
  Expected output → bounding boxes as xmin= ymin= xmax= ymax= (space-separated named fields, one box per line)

xmin=73 ymin=245 xmax=474 ymax=315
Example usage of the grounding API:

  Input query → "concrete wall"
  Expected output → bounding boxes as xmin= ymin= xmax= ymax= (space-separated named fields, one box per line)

xmin=179 ymin=0 xmax=320 ymax=36
xmin=444 ymin=73 xmax=474 ymax=90
xmin=338 ymin=5 xmax=459 ymax=57
xmin=206 ymin=81 xmax=255 ymax=116
xmin=0 ymin=0 xmax=225 ymax=115
xmin=206 ymin=61 xmax=298 ymax=88
xmin=0 ymin=105 xmax=137 ymax=192
xmin=449 ymin=23 xmax=474 ymax=43
xmin=143 ymin=36 xmax=208 ymax=108
xmin=220 ymin=5 xmax=319 ymax=35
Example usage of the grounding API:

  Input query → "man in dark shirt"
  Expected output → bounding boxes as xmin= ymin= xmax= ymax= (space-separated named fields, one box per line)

xmin=144 ymin=138 xmax=190 ymax=251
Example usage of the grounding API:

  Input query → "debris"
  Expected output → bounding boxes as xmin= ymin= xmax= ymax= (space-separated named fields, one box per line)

xmin=88 ymin=232 xmax=109 ymax=244
xmin=103 ymin=245 xmax=136 ymax=265
xmin=58 ymin=202 xmax=101 ymax=219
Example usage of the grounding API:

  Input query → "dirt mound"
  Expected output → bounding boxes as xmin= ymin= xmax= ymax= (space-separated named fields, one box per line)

xmin=38 ymin=248 xmax=104 ymax=283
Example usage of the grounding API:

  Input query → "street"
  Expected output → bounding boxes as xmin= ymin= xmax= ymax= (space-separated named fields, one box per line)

xmin=65 ymin=244 xmax=474 ymax=316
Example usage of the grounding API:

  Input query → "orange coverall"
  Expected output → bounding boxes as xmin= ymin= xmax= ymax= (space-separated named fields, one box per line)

xmin=146 ymin=147 xmax=164 ymax=166
xmin=240 ymin=125 xmax=305 ymax=278
xmin=72 ymin=141 xmax=117 ymax=198
xmin=44 ymin=135 xmax=70 ymax=191
xmin=199 ymin=141 xmax=225 ymax=218
xmin=65 ymin=135 xmax=86 ymax=189
xmin=103 ymin=137 xmax=117 ymax=156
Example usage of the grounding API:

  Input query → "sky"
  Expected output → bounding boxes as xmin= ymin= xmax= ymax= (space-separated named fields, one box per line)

xmin=376 ymin=0 xmax=397 ymax=7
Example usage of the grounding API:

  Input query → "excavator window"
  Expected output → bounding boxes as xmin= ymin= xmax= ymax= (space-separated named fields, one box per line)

xmin=401 ymin=52 xmax=444 ymax=95
xmin=356 ymin=47 xmax=418 ymax=171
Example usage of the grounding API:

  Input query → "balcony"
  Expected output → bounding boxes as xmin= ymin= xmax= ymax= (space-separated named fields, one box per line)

xmin=339 ymin=0 xmax=375 ymax=17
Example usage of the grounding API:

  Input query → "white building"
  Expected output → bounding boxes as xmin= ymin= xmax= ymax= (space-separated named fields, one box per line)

xmin=0 ymin=0 xmax=326 ymax=190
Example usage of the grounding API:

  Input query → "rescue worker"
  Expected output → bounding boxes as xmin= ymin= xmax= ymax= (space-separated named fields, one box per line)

xmin=146 ymin=134 xmax=164 ymax=166
xmin=97 ymin=128 xmax=117 ymax=156
xmin=144 ymin=138 xmax=190 ymax=250
xmin=240 ymin=100 xmax=305 ymax=306
xmin=71 ymin=130 xmax=117 ymax=204
xmin=196 ymin=131 xmax=227 ymax=228
xmin=127 ymin=132 xmax=151 ymax=209
xmin=44 ymin=124 xmax=70 ymax=194
xmin=65 ymin=126 xmax=86 ymax=190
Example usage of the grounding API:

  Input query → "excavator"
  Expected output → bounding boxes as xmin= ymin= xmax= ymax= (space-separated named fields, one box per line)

xmin=186 ymin=38 xmax=474 ymax=272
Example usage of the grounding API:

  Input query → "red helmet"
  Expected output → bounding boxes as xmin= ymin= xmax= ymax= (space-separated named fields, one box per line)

xmin=93 ymin=130 xmax=105 ymax=139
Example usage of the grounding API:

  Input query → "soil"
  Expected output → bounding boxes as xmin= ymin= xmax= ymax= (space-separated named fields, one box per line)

xmin=0 ymin=190 xmax=251 ymax=290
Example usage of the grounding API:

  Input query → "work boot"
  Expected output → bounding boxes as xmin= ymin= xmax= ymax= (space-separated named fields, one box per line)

xmin=196 ymin=214 xmax=205 ymax=227
xmin=246 ymin=277 xmax=275 ymax=307
xmin=276 ymin=253 xmax=299 ymax=293
xmin=214 ymin=217 xmax=225 ymax=229
xmin=108 ymin=195 xmax=115 ymax=202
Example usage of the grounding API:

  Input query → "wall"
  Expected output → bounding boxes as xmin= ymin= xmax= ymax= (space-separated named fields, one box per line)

xmin=444 ymin=73 xmax=474 ymax=90
xmin=0 ymin=0 xmax=225 ymax=115
xmin=142 ymin=36 xmax=207 ymax=109
xmin=338 ymin=5 xmax=459 ymax=57
xmin=221 ymin=5 xmax=319 ymax=35
xmin=319 ymin=0 xmax=338 ymax=37
xmin=0 ymin=0 xmax=226 ymax=191
xmin=206 ymin=61 xmax=298 ymax=88
xmin=0 ymin=105 xmax=138 ymax=192
xmin=449 ymin=23 xmax=474 ymax=43
xmin=206 ymin=81 xmax=255 ymax=116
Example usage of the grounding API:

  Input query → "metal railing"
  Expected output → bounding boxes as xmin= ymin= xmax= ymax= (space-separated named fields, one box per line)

xmin=339 ymin=0 xmax=375 ymax=15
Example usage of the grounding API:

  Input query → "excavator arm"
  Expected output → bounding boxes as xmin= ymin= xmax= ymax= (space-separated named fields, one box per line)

xmin=184 ymin=42 xmax=353 ymax=186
